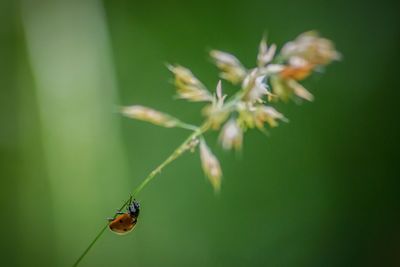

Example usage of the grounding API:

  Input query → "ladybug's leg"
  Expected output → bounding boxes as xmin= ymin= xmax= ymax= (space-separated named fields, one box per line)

xmin=107 ymin=217 xmax=114 ymax=222
xmin=115 ymin=210 xmax=124 ymax=214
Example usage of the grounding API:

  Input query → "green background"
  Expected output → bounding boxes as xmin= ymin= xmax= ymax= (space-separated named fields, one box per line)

xmin=1 ymin=0 xmax=399 ymax=266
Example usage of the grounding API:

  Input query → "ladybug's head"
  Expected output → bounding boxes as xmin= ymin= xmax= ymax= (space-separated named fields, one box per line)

xmin=128 ymin=200 xmax=140 ymax=218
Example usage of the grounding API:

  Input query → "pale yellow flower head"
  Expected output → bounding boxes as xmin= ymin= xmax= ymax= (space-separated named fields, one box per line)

xmin=281 ymin=31 xmax=341 ymax=66
xmin=242 ymin=70 xmax=273 ymax=102
xmin=254 ymin=106 xmax=288 ymax=128
xmin=210 ymin=50 xmax=247 ymax=85
xmin=219 ymin=119 xmax=243 ymax=150
xmin=257 ymin=37 xmax=277 ymax=67
xmin=270 ymin=76 xmax=314 ymax=102
xmin=202 ymin=81 xmax=229 ymax=130
xmin=121 ymin=105 xmax=180 ymax=128
xmin=199 ymin=140 xmax=222 ymax=192
xmin=168 ymin=65 xmax=213 ymax=102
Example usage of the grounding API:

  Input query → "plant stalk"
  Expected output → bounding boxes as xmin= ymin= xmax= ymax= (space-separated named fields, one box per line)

xmin=72 ymin=122 xmax=209 ymax=267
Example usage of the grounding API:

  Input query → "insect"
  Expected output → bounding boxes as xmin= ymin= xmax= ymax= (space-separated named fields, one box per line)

xmin=108 ymin=197 xmax=140 ymax=235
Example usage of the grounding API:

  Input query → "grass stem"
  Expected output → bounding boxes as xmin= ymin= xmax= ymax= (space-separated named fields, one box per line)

xmin=72 ymin=122 xmax=209 ymax=267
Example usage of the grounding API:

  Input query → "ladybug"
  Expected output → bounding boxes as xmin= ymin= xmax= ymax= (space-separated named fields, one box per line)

xmin=108 ymin=198 xmax=140 ymax=235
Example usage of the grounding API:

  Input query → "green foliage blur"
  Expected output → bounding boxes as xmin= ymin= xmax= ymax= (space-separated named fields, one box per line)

xmin=1 ymin=0 xmax=399 ymax=266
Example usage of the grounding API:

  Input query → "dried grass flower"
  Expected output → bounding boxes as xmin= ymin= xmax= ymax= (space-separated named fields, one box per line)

xmin=168 ymin=65 xmax=213 ymax=102
xmin=219 ymin=119 xmax=243 ymax=150
xmin=121 ymin=105 xmax=180 ymax=128
xmin=202 ymin=81 xmax=229 ymax=130
xmin=281 ymin=31 xmax=341 ymax=66
xmin=210 ymin=50 xmax=247 ymax=84
xmin=254 ymin=106 xmax=288 ymax=128
xmin=199 ymin=139 xmax=222 ymax=192
xmin=257 ymin=37 xmax=277 ymax=67
xmin=122 ymin=31 xmax=339 ymax=190
xmin=242 ymin=70 xmax=273 ymax=102
xmin=76 ymin=31 xmax=340 ymax=265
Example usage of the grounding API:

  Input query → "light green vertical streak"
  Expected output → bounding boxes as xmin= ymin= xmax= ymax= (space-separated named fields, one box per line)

xmin=20 ymin=0 xmax=127 ymax=265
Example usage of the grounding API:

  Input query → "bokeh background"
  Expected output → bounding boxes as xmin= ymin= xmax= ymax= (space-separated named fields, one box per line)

xmin=1 ymin=0 xmax=399 ymax=266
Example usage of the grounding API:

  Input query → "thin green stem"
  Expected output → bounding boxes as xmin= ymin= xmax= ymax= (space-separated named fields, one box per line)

xmin=72 ymin=122 xmax=210 ymax=267
xmin=132 ymin=122 xmax=209 ymax=197
xmin=72 ymin=224 xmax=108 ymax=267
xmin=176 ymin=121 xmax=199 ymax=131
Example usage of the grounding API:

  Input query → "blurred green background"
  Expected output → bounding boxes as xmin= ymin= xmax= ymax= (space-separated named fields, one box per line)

xmin=1 ymin=0 xmax=399 ymax=266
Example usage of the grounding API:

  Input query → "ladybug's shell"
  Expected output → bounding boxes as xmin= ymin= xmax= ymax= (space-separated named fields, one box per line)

xmin=109 ymin=213 xmax=137 ymax=235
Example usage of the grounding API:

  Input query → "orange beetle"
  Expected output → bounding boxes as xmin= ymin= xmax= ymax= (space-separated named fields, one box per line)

xmin=108 ymin=199 xmax=140 ymax=235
